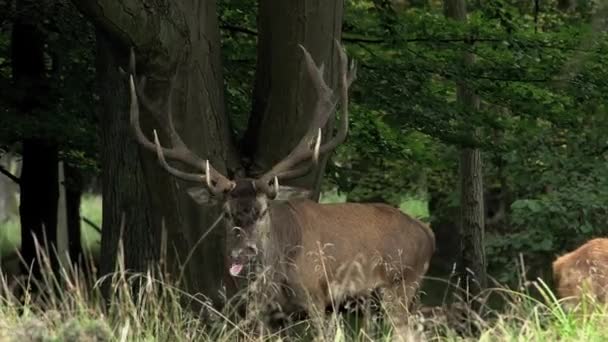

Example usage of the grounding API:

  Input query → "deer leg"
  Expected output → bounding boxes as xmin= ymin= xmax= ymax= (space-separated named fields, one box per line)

xmin=302 ymin=294 xmax=336 ymax=341
xmin=359 ymin=291 xmax=383 ymax=338
xmin=239 ymin=275 xmax=276 ymax=337
xmin=381 ymin=280 xmax=425 ymax=342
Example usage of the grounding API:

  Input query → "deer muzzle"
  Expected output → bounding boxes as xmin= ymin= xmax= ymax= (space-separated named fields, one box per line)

xmin=228 ymin=243 xmax=258 ymax=276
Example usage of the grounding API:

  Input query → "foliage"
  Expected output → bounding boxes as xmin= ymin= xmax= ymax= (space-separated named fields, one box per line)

xmin=0 ymin=0 xmax=98 ymax=173
xmin=214 ymin=0 xmax=608 ymax=287
xmin=486 ymin=118 xmax=608 ymax=283
xmin=218 ymin=0 xmax=258 ymax=138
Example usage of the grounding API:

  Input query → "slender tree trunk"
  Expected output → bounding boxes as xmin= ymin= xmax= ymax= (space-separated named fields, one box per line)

xmin=64 ymin=162 xmax=84 ymax=266
xmin=19 ymin=140 xmax=59 ymax=277
xmin=244 ymin=0 xmax=345 ymax=200
xmin=12 ymin=0 xmax=60 ymax=279
xmin=445 ymin=0 xmax=487 ymax=296
xmin=458 ymin=148 xmax=486 ymax=291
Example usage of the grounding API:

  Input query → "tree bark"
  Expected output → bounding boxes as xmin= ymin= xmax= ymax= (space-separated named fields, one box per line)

xmin=95 ymin=31 xmax=159 ymax=297
xmin=74 ymin=0 xmax=239 ymax=304
xmin=19 ymin=140 xmax=59 ymax=277
xmin=12 ymin=0 xmax=60 ymax=279
xmin=445 ymin=0 xmax=487 ymax=295
xmin=64 ymin=162 xmax=84 ymax=266
xmin=244 ymin=0 xmax=345 ymax=200
xmin=458 ymin=148 xmax=486 ymax=292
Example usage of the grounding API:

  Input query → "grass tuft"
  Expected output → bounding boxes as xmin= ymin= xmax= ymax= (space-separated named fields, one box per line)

xmin=2 ymin=195 xmax=608 ymax=341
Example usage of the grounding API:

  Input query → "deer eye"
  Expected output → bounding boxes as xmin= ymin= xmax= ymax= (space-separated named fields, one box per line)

xmin=231 ymin=227 xmax=242 ymax=237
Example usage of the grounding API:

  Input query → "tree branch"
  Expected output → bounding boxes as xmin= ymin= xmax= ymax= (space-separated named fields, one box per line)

xmin=220 ymin=23 xmax=258 ymax=36
xmin=69 ymin=0 xmax=134 ymax=48
xmin=219 ymin=24 xmax=499 ymax=45
xmin=218 ymin=23 xmax=593 ymax=53
xmin=81 ymin=216 xmax=102 ymax=234
xmin=0 ymin=165 xmax=20 ymax=185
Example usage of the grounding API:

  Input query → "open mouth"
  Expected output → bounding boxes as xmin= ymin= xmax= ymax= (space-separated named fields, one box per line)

xmin=229 ymin=263 xmax=244 ymax=276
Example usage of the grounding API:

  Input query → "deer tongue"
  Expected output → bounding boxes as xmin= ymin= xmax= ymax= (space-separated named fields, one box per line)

xmin=229 ymin=263 xmax=244 ymax=276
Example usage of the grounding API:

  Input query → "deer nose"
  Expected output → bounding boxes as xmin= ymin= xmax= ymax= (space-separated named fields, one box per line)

xmin=231 ymin=249 xmax=242 ymax=259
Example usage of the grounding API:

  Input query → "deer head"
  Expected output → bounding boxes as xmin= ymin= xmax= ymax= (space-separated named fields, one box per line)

xmin=129 ymin=41 xmax=356 ymax=276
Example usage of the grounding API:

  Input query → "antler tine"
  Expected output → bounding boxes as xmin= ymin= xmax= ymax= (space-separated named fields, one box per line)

xmin=314 ymin=40 xmax=356 ymax=156
xmin=255 ymin=45 xmax=337 ymax=183
xmin=129 ymin=73 xmax=205 ymax=170
xmin=128 ymin=49 xmax=235 ymax=194
xmin=152 ymin=130 xmax=204 ymax=182
xmin=255 ymin=41 xmax=355 ymax=195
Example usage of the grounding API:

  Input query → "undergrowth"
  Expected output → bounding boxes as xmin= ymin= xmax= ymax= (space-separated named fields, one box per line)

xmin=0 ymin=239 xmax=606 ymax=341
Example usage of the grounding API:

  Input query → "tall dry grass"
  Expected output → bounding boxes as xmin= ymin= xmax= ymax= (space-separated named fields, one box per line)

xmin=0 ymin=237 xmax=607 ymax=341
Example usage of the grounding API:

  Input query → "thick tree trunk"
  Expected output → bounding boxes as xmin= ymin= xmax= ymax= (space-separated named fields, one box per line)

xmin=244 ymin=0 xmax=345 ymax=200
xmin=74 ymin=0 xmax=238 ymax=304
xmin=95 ymin=32 xmax=159 ymax=296
xmin=445 ymin=0 xmax=487 ymax=295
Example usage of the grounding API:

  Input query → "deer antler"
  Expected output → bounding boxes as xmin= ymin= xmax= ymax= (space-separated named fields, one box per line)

xmin=128 ymin=49 xmax=235 ymax=195
xmin=254 ymin=40 xmax=356 ymax=198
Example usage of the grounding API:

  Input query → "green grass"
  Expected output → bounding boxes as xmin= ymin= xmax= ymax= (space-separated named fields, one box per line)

xmin=320 ymin=190 xmax=429 ymax=219
xmin=80 ymin=193 xmax=102 ymax=254
xmin=0 ymin=218 xmax=19 ymax=257
xmin=0 ymin=193 xmax=102 ymax=258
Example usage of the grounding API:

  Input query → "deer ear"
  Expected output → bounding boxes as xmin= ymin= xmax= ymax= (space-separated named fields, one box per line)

xmin=187 ymin=186 xmax=219 ymax=206
xmin=274 ymin=186 xmax=312 ymax=201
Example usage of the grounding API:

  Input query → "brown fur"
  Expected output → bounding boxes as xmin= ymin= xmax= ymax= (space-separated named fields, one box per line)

xmin=552 ymin=238 xmax=608 ymax=308
xmin=248 ymin=198 xmax=436 ymax=331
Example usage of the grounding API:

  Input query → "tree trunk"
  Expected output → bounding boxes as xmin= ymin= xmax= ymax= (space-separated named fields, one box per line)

xmin=64 ymin=162 xmax=84 ymax=266
xmin=445 ymin=0 xmax=487 ymax=295
xmin=19 ymin=140 xmax=59 ymax=277
xmin=12 ymin=0 xmax=60 ymax=279
xmin=244 ymin=0 xmax=345 ymax=200
xmin=458 ymin=148 xmax=486 ymax=292
xmin=74 ymin=0 xmax=239 ymax=304
xmin=95 ymin=31 xmax=159 ymax=297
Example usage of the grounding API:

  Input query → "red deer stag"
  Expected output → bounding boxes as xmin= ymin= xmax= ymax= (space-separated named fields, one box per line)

xmin=553 ymin=238 xmax=608 ymax=309
xmin=128 ymin=41 xmax=435 ymax=336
